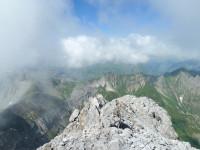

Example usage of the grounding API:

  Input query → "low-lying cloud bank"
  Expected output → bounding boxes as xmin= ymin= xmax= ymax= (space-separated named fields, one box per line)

xmin=62 ymin=34 xmax=197 ymax=68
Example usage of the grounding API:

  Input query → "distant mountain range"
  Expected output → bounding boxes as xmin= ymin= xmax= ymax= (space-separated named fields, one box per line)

xmin=51 ymin=60 xmax=200 ymax=80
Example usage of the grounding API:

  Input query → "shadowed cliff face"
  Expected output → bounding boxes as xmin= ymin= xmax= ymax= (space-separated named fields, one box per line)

xmin=0 ymin=92 xmax=71 ymax=150
xmin=0 ymin=72 xmax=68 ymax=150
xmin=0 ymin=110 xmax=47 ymax=150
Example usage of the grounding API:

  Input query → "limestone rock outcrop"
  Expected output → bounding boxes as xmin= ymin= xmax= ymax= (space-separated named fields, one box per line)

xmin=69 ymin=109 xmax=80 ymax=122
xmin=38 ymin=95 xmax=196 ymax=150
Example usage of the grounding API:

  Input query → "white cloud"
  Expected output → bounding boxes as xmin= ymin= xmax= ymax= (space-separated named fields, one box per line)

xmin=149 ymin=0 xmax=200 ymax=49
xmin=0 ymin=0 xmax=81 ymax=71
xmin=62 ymin=34 xmax=196 ymax=68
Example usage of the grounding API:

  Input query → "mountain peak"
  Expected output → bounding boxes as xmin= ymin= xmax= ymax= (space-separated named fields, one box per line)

xmin=38 ymin=95 xmax=196 ymax=150
xmin=164 ymin=67 xmax=200 ymax=77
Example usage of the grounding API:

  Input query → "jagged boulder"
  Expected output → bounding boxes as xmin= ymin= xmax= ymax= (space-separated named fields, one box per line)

xmin=38 ymin=95 xmax=196 ymax=150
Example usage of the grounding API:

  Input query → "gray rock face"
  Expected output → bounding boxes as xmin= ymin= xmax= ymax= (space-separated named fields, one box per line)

xmin=67 ymin=83 xmax=98 ymax=110
xmin=69 ymin=109 xmax=80 ymax=122
xmin=38 ymin=95 xmax=196 ymax=150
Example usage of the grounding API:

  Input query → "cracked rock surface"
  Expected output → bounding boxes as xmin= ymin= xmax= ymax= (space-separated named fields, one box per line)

xmin=38 ymin=95 xmax=196 ymax=150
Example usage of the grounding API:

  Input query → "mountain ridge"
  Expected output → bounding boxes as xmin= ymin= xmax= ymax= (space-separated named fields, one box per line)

xmin=38 ymin=95 xmax=196 ymax=150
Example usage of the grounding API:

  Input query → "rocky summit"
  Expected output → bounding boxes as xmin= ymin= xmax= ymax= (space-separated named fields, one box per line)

xmin=38 ymin=95 xmax=196 ymax=150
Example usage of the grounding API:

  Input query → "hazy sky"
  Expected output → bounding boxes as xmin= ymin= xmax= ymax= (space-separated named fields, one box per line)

xmin=0 ymin=0 xmax=200 ymax=70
